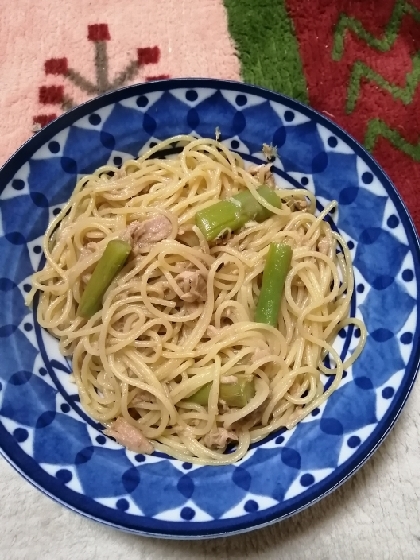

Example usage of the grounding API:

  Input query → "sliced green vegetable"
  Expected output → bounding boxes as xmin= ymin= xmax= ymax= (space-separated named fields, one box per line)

xmin=187 ymin=378 xmax=255 ymax=408
xmin=187 ymin=383 xmax=212 ymax=406
xmin=78 ymin=239 xmax=131 ymax=318
xmin=219 ymin=378 xmax=255 ymax=407
xmin=254 ymin=242 xmax=293 ymax=327
xmin=195 ymin=185 xmax=281 ymax=241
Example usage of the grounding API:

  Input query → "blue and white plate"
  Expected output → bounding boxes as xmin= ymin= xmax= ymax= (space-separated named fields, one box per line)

xmin=0 ymin=79 xmax=418 ymax=539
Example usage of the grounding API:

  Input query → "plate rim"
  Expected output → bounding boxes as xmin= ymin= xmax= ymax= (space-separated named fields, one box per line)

xmin=0 ymin=77 xmax=419 ymax=539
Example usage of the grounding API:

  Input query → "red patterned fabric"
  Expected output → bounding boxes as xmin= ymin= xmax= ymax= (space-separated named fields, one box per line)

xmin=87 ymin=24 xmax=111 ymax=41
xmin=39 ymin=85 xmax=64 ymax=104
xmin=45 ymin=58 xmax=69 ymax=75
xmin=138 ymin=46 xmax=161 ymax=65
xmin=288 ymin=0 xmax=420 ymax=229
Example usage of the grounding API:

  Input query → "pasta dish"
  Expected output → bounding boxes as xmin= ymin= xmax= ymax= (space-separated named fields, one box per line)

xmin=27 ymin=135 xmax=366 ymax=465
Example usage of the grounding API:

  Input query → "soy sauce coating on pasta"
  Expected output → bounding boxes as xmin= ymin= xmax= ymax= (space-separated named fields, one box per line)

xmin=27 ymin=136 xmax=366 ymax=465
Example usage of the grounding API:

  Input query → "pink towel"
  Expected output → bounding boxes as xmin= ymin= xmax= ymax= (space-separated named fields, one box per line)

xmin=0 ymin=0 xmax=239 ymax=164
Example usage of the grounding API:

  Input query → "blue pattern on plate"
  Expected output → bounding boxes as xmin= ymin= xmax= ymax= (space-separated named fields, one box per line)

xmin=194 ymin=91 xmax=241 ymax=139
xmin=76 ymin=447 xmax=137 ymax=498
xmin=62 ymin=127 xmax=113 ymax=175
xmin=338 ymin=188 xmax=388 ymax=241
xmin=360 ymin=282 xmax=415 ymax=333
xmin=190 ymin=466 xmax=246 ymax=519
xmin=322 ymin=381 xmax=377 ymax=433
xmin=0 ymin=79 xmax=418 ymax=539
xmin=1 ymin=194 xmax=50 ymax=243
xmin=129 ymin=461 xmax=191 ymax=517
xmin=0 ymin=329 xmax=38 ymax=381
xmin=354 ymin=229 xmax=409 ymax=288
xmin=286 ymin=421 xmax=343 ymax=470
xmin=278 ymin=121 xmax=328 ymax=175
xmin=0 ymin=283 xmax=27 ymax=330
xmin=33 ymin=413 xmax=91 ymax=465
xmin=240 ymin=101 xmax=284 ymax=154
xmin=98 ymin=103 xmax=150 ymax=157
xmin=312 ymin=152 xmax=358 ymax=201
xmin=239 ymin=448 xmax=299 ymax=503
xmin=1 ymin=373 xmax=57 ymax=426
xmin=28 ymin=158 xmax=75 ymax=207
xmin=352 ymin=336 xmax=405 ymax=387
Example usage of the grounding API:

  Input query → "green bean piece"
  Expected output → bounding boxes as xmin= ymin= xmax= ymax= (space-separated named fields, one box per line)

xmin=254 ymin=242 xmax=293 ymax=327
xmin=220 ymin=378 xmax=255 ymax=407
xmin=78 ymin=239 xmax=131 ymax=318
xmin=187 ymin=383 xmax=212 ymax=406
xmin=186 ymin=378 xmax=255 ymax=408
xmin=195 ymin=185 xmax=281 ymax=241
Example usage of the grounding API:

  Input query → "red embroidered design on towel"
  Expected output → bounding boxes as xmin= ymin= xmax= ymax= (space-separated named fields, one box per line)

xmin=146 ymin=75 xmax=170 ymax=82
xmin=138 ymin=47 xmax=160 ymax=65
xmin=33 ymin=114 xmax=57 ymax=128
xmin=87 ymin=24 xmax=111 ymax=42
xmin=39 ymin=86 xmax=64 ymax=104
xmin=45 ymin=58 xmax=69 ymax=76
xmin=33 ymin=24 xmax=169 ymax=130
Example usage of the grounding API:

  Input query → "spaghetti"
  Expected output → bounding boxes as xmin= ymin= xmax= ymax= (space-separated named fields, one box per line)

xmin=27 ymin=135 xmax=366 ymax=465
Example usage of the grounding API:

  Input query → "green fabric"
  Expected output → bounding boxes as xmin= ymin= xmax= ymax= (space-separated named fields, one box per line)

xmin=224 ymin=0 xmax=308 ymax=104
